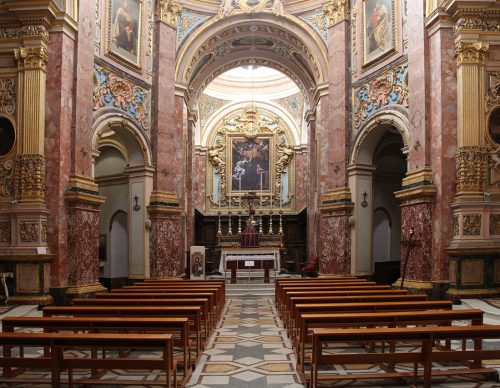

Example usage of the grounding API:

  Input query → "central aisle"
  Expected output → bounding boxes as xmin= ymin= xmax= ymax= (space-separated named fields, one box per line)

xmin=187 ymin=283 xmax=304 ymax=387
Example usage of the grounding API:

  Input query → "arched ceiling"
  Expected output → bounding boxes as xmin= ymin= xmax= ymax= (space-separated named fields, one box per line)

xmin=176 ymin=13 xmax=328 ymax=108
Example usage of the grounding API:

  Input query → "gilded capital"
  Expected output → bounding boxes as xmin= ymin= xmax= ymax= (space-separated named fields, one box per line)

xmin=455 ymin=41 xmax=489 ymax=66
xmin=14 ymin=46 xmax=48 ymax=71
xmin=323 ymin=0 xmax=349 ymax=27
xmin=157 ymin=0 xmax=182 ymax=29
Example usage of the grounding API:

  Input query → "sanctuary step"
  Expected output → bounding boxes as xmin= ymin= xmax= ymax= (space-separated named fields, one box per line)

xmin=226 ymin=282 xmax=276 ymax=298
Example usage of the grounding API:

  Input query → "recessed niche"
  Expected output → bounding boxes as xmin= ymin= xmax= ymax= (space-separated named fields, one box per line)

xmin=489 ymin=108 xmax=500 ymax=144
xmin=0 ymin=117 xmax=15 ymax=157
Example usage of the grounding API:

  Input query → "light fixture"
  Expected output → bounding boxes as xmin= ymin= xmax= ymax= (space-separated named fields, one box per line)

xmin=361 ymin=191 xmax=368 ymax=208
xmin=133 ymin=195 xmax=141 ymax=211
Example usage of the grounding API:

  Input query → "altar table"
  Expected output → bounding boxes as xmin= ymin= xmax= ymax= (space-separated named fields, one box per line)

xmin=219 ymin=249 xmax=280 ymax=273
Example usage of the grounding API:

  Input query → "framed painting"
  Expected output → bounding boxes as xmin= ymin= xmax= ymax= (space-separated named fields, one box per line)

xmin=362 ymin=0 xmax=396 ymax=66
xmin=229 ymin=137 xmax=272 ymax=193
xmin=106 ymin=0 xmax=142 ymax=68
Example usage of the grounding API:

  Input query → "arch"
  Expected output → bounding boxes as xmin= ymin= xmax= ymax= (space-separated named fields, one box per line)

xmin=350 ymin=109 xmax=410 ymax=165
xmin=109 ymin=210 xmax=129 ymax=278
xmin=176 ymin=13 xmax=329 ymax=108
xmin=200 ymin=100 xmax=302 ymax=148
xmin=92 ymin=114 xmax=153 ymax=168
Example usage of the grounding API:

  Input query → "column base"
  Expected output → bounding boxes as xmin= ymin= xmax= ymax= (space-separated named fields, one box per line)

xmin=446 ymin=287 xmax=500 ymax=302
xmin=1 ymin=295 xmax=53 ymax=306
xmin=392 ymin=278 xmax=433 ymax=296
xmin=66 ymin=283 xmax=107 ymax=298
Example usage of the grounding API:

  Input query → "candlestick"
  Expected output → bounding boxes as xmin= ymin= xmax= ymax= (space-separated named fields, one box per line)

xmin=260 ymin=172 xmax=263 ymax=209
xmin=217 ymin=210 xmax=222 ymax=236
xmin=228 ymin=211 xmax=233 ymax=235
xmin=259 ymin=210 xmax=263 ymax=235
xmin=237 ymin=211 xmax=242 ymax=234
xmin=268 ymin=209 xmax=273 ymax=235
xmin=239 ymin=174 xmax=242 ymax=210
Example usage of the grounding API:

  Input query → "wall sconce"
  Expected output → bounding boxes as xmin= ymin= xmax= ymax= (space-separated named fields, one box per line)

xmin=361 ymin=191 xmax=368 ymax=208
xmin=133 ymin=195 xmax=141 ymax=212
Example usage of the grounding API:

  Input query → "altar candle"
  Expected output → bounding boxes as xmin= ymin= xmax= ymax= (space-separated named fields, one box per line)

xmin=239 ymin=174 xmax=242 ymax=209
xmin=280 ymin=191 xmax=282 ymax=211
xmin=260 ymin=173 xmax=263 ymax=208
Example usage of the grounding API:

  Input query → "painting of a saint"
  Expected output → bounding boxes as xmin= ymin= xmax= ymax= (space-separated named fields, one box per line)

xmin=107 ymin=0 xmax=142 ymax=67
xmin=230 ymin=138 xmax=270 ymax=192
xmin=363 ymin=0 xmax=394 ymax=65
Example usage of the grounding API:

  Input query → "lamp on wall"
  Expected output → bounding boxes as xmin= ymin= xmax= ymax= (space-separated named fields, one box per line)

xmin=361 ymin=191 xmax=368 ymax=208
xmin=133 ymin=195 xmax=141 ymax=212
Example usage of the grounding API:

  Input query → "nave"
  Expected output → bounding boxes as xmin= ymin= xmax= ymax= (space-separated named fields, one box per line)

xmin=1 ymin=278 xmax=500 ymax=387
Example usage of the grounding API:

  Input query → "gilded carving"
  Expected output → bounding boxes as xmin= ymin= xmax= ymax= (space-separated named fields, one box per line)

xmin=455 ymin=18 xmax=500 ymax=34
xmin=276 ymin=139 xmax=294 ymax=174
xmin=463 ymin=214 xmax=481 ymax=236
xmin=0 ymin=78 xmax=16 ymax=115
xmin=0 ymin=160 xmax=14 ymax=197
xmin=489 ymin=145 xmax=500 ymax=171
xmin=487 ymin=72 xmax=500 ymax=108
xmin=453 ymin=215 xmax=459 ymax=237
xmin=0 ymin=221 xmax=10 ymax=243
xmin=456 ymin=146 xmax=489 ymax=193
xmin=14 ymin=46 xmax=48 ymax=71
xmin=222 ymin=105 xmax=283 ymax=140
xmin=323 ymin=0 xmax=349 ymax=27
xmin=490 ymin=214 xmax=500 ymax=236
xmin=19 ymin=221 xmax=39 ymax=243
xmin=208 ymin=141 xmax=226 ymax=174
xmin=0 ymin=25 xmax=49 ymax=41
xmin=14 ymin=154 xmax=46 ymax=200
xmin=41 ymin=221 xmax=47 ymax=243
xmin=455 ymin=42 xmax=489 ymax=66
xmin=158 ymin=0 xmax=182 ymax=28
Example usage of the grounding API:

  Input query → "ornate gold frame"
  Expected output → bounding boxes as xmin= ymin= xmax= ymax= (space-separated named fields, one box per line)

xmin=105 ymin=0 xmax=143 ymax=70
xmin=361 ymin=0 xmax=397 ymax=67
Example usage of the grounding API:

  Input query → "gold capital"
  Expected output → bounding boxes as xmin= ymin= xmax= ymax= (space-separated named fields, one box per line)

xmin=455 ymin=41 xmax=489 ymax=66
xmin=323 ymin=0 xmax=349 ymax=27
xmin=157 ymin=0 xmax=182 ymax=29
xmin=14 ymin=46 xmax=48 ymax=71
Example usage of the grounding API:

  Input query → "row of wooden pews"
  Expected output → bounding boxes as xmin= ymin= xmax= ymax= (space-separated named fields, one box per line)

xmin=277 ymin=277 xmax=500 ymax=388
xmin=0 ymin=279 xmax=226 ymax=387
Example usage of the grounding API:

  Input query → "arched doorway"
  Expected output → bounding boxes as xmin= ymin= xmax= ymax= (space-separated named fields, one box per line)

xmin=93 ymin=119 xmax=153 ymax=287
xmin=349 ymin=113 xmax=409 ymax=277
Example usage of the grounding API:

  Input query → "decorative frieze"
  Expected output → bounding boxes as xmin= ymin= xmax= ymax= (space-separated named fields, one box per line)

xmin=0 ymin=78 xmax=16 ymax=115
xmin=14 ymin=46 xmax=48 ymax=71
xmin=177 ymin=10 xmax=211 ymax=48
xmin=19 ymin=221 xmax=39 ymax=243
xmin=0 ymin=24 xmax=49 ymax=41
xmin=463 ymin=214 xmax=481 ymax=236
xmin=456 ymin=146 xmax=489 ymax=193
xmin=323 ymin=0 xmax=349 ymax=27
xmin=455 ymin=42 xmax=489 ymax=66
xmin=455 ymin=18 xmax=500 ymax=34
xmin=93 ymin=64 xmax=151 ymax=133
xmin=41 ymin=221 xmax=47 ymax=243
xmin=353 ymin=62 xmax=409 ymax=132
xmin=453 ymin=215 xmax=459 ymax=236
xmin=158 ymin=0 xmax=182 ymax=29
xmin=14 ymin=154 xmax=46 ymax=200
xmin=299 ymin=9 xmax=328 ymax=44
xmin=490 ymin=214 xmax=500 ymax=236
xmin=0 ymin=160 xmax=14 ymax=198
xmin=0 ymin=221 xmax=11 ymax=243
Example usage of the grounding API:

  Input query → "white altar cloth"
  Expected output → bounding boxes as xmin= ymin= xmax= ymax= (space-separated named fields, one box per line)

xmin=219 ymin=249 xmax=280 ymax=272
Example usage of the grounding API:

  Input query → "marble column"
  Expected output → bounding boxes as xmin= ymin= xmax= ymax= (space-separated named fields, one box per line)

xmin=148 ymin=0 xmax=184 ymax=278
xmin=64 ymin=0 xmax=106 ymax=297
xmin=306 ymin=111 xmax=318 ymax=257
xmin=318 ymin=0 xmax=353 ymax=274
xmin=185 ymin=110 xmax=197 ymax=249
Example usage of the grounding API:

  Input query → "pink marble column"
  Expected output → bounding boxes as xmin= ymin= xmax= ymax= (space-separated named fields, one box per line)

xmin=428 ymin=24 xmax=457 ymax=281
xmin=317 ymin=18 xmax=353 ymax=273
xmin=185 ymin=112 xmax=196 ymax=248
xmin=307 ymin=114 xmax=318 ymax=257
xmin=148 ymin=10 xmax=185 ymax=277
xmin=44 ymin=30 xmax=75 ymax=289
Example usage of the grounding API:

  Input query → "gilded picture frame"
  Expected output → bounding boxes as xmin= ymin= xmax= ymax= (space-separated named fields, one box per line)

xmin=227 ymin=136 xmax=273 ymax=195
xmin=105 ymin=0 xmax=143 ymax=69
xmin=362 ymin=0 xmax=396 ymax=67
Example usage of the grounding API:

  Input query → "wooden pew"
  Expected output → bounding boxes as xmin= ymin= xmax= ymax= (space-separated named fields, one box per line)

xmin=2 ymin=316 xmax=191 ymax=383
xmin=290 ymin=300 xmax=454 ymax=339
xmin=72 ymin=297 xmax=212 ymax=338
xmin=296 ymin=309 xmax=485 ymax=376
xmin=139 ymin=280 xmax=226 ymax=299
xmin=42 ymin=305 xmax=204 ymax=358
xmin=310 ymin=325 xmax=500 ymax=388
xmin=0 ymin=332 xmax=176 ymax=388
xmin=285 ymin=294 xmax=428 ymax=331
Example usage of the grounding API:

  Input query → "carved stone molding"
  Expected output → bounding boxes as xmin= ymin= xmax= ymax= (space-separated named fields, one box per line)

xmin=490 ymin=214 xmax=500 ymax=236
xmin=456 ymin=146 xmax=489 ymax=193
xmin=0 ymin=24 xmax=49 ymax=41
xmin=14 ymin=46 xmax=48 ymax=71
xmin=463 ymin=214 xmax=481 ymax=236
xmin=323 ymin=0 xmax=349 ymax=27
xmin=41 ymin=221 xmax=47 ymax=243
xmin=14 ymin=154 xmax=46 ymax=200
xmin=453 ymin=215 xmax=459 ymax=237
xmin=455 ymin=17 xmax=500 ymax=34
xmin=0 ymin=221 xmax=11 ymax=243
xmin=0 ymin=160 xmax=14 ymax=198
xmin=19 ymin=221 xmax=39 ymax=243
xmin=0 ymin=78 xmax=16 ymax=115
xmin=455 ymin=41 xmax=489 ymax=66
xmin=157 ymin=0 xmax=182 ymax=29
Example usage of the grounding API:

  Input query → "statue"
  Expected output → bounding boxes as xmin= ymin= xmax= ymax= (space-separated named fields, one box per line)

xmin=208 ymin=141 xmax=226 ymax=173
xmin=271 ymin=0 xmax=286 ymax=16
xmin=276 ymin=140 xmax=294 ymax=174
xmin=490 ymin=144 xmax=500 ymax=170
xmin=218 ymin=0 xmax=234 ymax=19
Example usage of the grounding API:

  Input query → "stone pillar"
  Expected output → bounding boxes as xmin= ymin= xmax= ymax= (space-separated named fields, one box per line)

xmin=185 ymin=110 xmax=197 ymax=249
xmin=306 ymin=111 xmax=318 ymax=257
xmin=64 ymin=0 xmax=106 ymax=297
xmin=148 ymin=0 xmax=184 ymax=278
xmin=318 ymin=0 xmax=353 ymax=274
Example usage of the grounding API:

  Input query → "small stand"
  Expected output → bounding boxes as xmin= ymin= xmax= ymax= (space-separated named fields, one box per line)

xmin=228 ymin=261 xmax=237 ymax=284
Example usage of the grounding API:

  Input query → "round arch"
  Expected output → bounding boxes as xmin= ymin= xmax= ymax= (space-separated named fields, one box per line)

xmin=350 ymin=109 xmax=410 ymax=165
xmin=176 ymin=13 xmax=329 ymax=107
xmin=92 ymin=114 xmax=153 ymax=168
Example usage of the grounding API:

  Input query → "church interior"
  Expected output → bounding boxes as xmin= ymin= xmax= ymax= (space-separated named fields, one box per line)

xmin=0 ymin=0 xmax=500 ymax=386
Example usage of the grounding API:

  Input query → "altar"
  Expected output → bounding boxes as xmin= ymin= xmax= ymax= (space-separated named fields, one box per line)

xmin=219 ymin=248 xmax=280 ymax=274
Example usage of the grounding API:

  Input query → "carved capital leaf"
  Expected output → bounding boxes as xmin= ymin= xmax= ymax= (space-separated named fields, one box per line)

xmin=14 ymin=46 xmax=48 ymax=71
xmin=158 ymin=0 xmax=182 ymax=28
xmin=323 ymin=0 xmax=349 ymax=28
xmin=455 ymin=41 xmax=489 ymax=66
